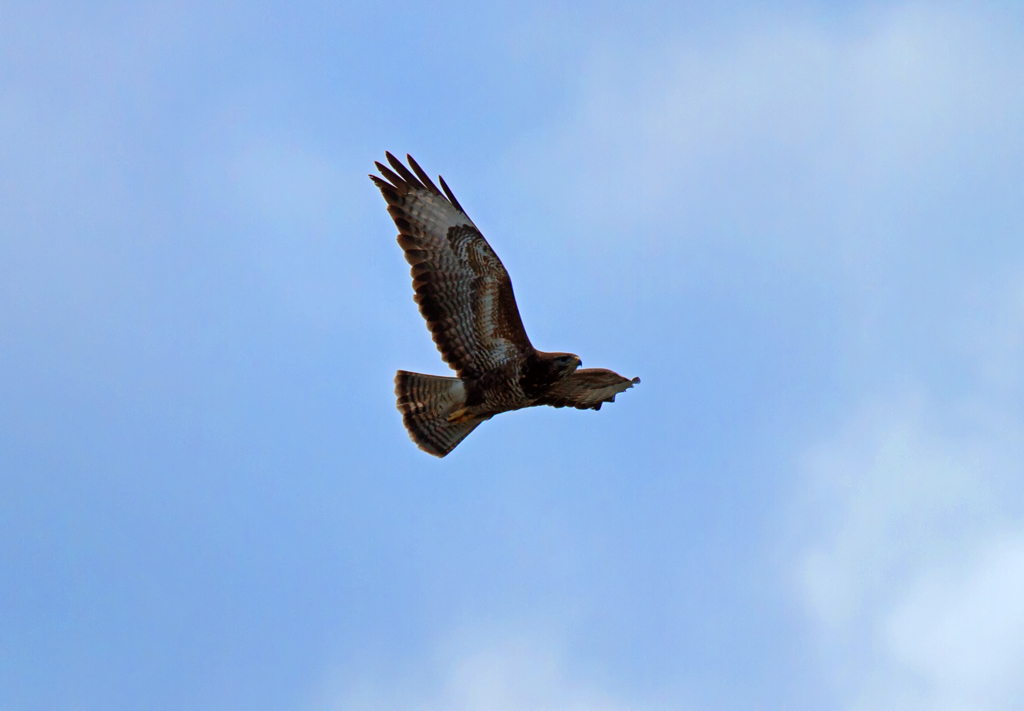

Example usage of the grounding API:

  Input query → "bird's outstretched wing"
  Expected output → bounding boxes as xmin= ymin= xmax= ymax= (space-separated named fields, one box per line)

xmin=536 ymin=369 xmax=640 ymax=410
xmin=371 ymin=153 xmax=533 ymax=378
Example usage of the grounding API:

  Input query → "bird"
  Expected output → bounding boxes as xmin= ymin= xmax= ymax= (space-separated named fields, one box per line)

xmin=370 ymin=152 xmax=639 ymax=457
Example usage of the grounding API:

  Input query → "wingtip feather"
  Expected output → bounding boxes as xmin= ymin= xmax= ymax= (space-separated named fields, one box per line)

xmin=438 ymin=174 xmax=464 ymax=212
xmin=386 ymin=152 xmax=424 ymax=188
xmin=407 ymin=154 xmax=441 ymax=193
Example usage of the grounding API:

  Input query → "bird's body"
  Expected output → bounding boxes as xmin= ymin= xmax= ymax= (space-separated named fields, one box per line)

xmin=371 ymin=153 xmax=638 ymax=457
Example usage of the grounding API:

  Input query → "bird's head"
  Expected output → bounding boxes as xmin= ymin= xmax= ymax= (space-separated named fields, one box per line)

xmin=551 ymin=352 xmax=582 ymax=376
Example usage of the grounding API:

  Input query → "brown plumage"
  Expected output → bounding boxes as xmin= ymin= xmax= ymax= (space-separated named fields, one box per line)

xmin=371 ymin=152 xmax=639 ymax=457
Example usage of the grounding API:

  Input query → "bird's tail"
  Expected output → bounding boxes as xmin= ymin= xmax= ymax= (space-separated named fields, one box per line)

xmin=394 ymin=370 xmax=485 ymax=457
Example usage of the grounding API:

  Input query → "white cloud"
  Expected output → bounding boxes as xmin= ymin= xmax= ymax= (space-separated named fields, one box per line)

xmin=790 ymin=329 xmax=1024 ymax=709
xmin=508 ymin=4 xmax=1024 ymax=272
xmin=312 ymin=630 xmax=667 ymax=711
xmin=883 ymin=532 xmax=1024 ymax=709
xmin=795 ymin=396 xmax=1000 ymax=634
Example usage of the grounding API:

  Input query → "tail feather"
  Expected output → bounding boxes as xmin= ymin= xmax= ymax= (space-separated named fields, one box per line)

xmin=394 ymin=370 xmax=484 ymax=457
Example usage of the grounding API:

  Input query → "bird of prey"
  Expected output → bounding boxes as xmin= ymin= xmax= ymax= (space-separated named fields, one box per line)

xmin=371 ymin=153 xmax=639 ymax=457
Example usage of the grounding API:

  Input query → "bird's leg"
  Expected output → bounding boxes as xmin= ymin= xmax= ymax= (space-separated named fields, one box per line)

xmin=446 ymin=407 xmax=472 ymax=424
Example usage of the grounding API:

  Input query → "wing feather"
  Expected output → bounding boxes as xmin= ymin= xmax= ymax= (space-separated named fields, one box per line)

xmin=406 ymin=154 xmax=442 ymax=194
xmin=385 ymin=151 xmax=424 ymax=187
xmin=438 ymin=174 xmax=465 ymax=213
xmin=537 ymin=369 xmax=640 ymax=410
xmin=371 ymin=154 xmax=533 ymax=377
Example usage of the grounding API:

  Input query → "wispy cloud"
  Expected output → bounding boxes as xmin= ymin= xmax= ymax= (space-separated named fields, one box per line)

xmin=884 ymin=531 xmax=1024 ymax=709
xmin=313 ymin=629 xmax=671 ymax=711
xmin=789 ymin=280 xmax=1024 ymax=709
xmin=509 ymin=5 xmax=1024 ymax=271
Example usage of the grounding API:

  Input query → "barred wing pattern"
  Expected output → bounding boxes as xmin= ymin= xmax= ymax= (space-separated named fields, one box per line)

xmin=535 ymin=369 xmax=641 ymax=410
xmin=370 ymin=153 xmax=533 ymax=378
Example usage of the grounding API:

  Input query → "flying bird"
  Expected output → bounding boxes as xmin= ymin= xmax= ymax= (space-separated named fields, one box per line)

xmin=371 ymin=153 xmax=639 ymax=457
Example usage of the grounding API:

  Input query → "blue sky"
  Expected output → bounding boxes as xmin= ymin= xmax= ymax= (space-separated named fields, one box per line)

xmin=3 ymin=2 xmax=1024 ymax=709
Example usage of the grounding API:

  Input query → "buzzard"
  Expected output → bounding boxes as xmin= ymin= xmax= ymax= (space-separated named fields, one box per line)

xmin=371 ymin=153 xmax=639 ymax=457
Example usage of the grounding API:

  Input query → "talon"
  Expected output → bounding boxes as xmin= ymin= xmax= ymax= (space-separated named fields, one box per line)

xmin=446 ymin=407 xmax=471 ymax=423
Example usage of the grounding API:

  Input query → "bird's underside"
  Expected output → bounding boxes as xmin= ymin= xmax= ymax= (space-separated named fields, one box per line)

xmin=371 ymin=152 xmax=638 ymax=457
